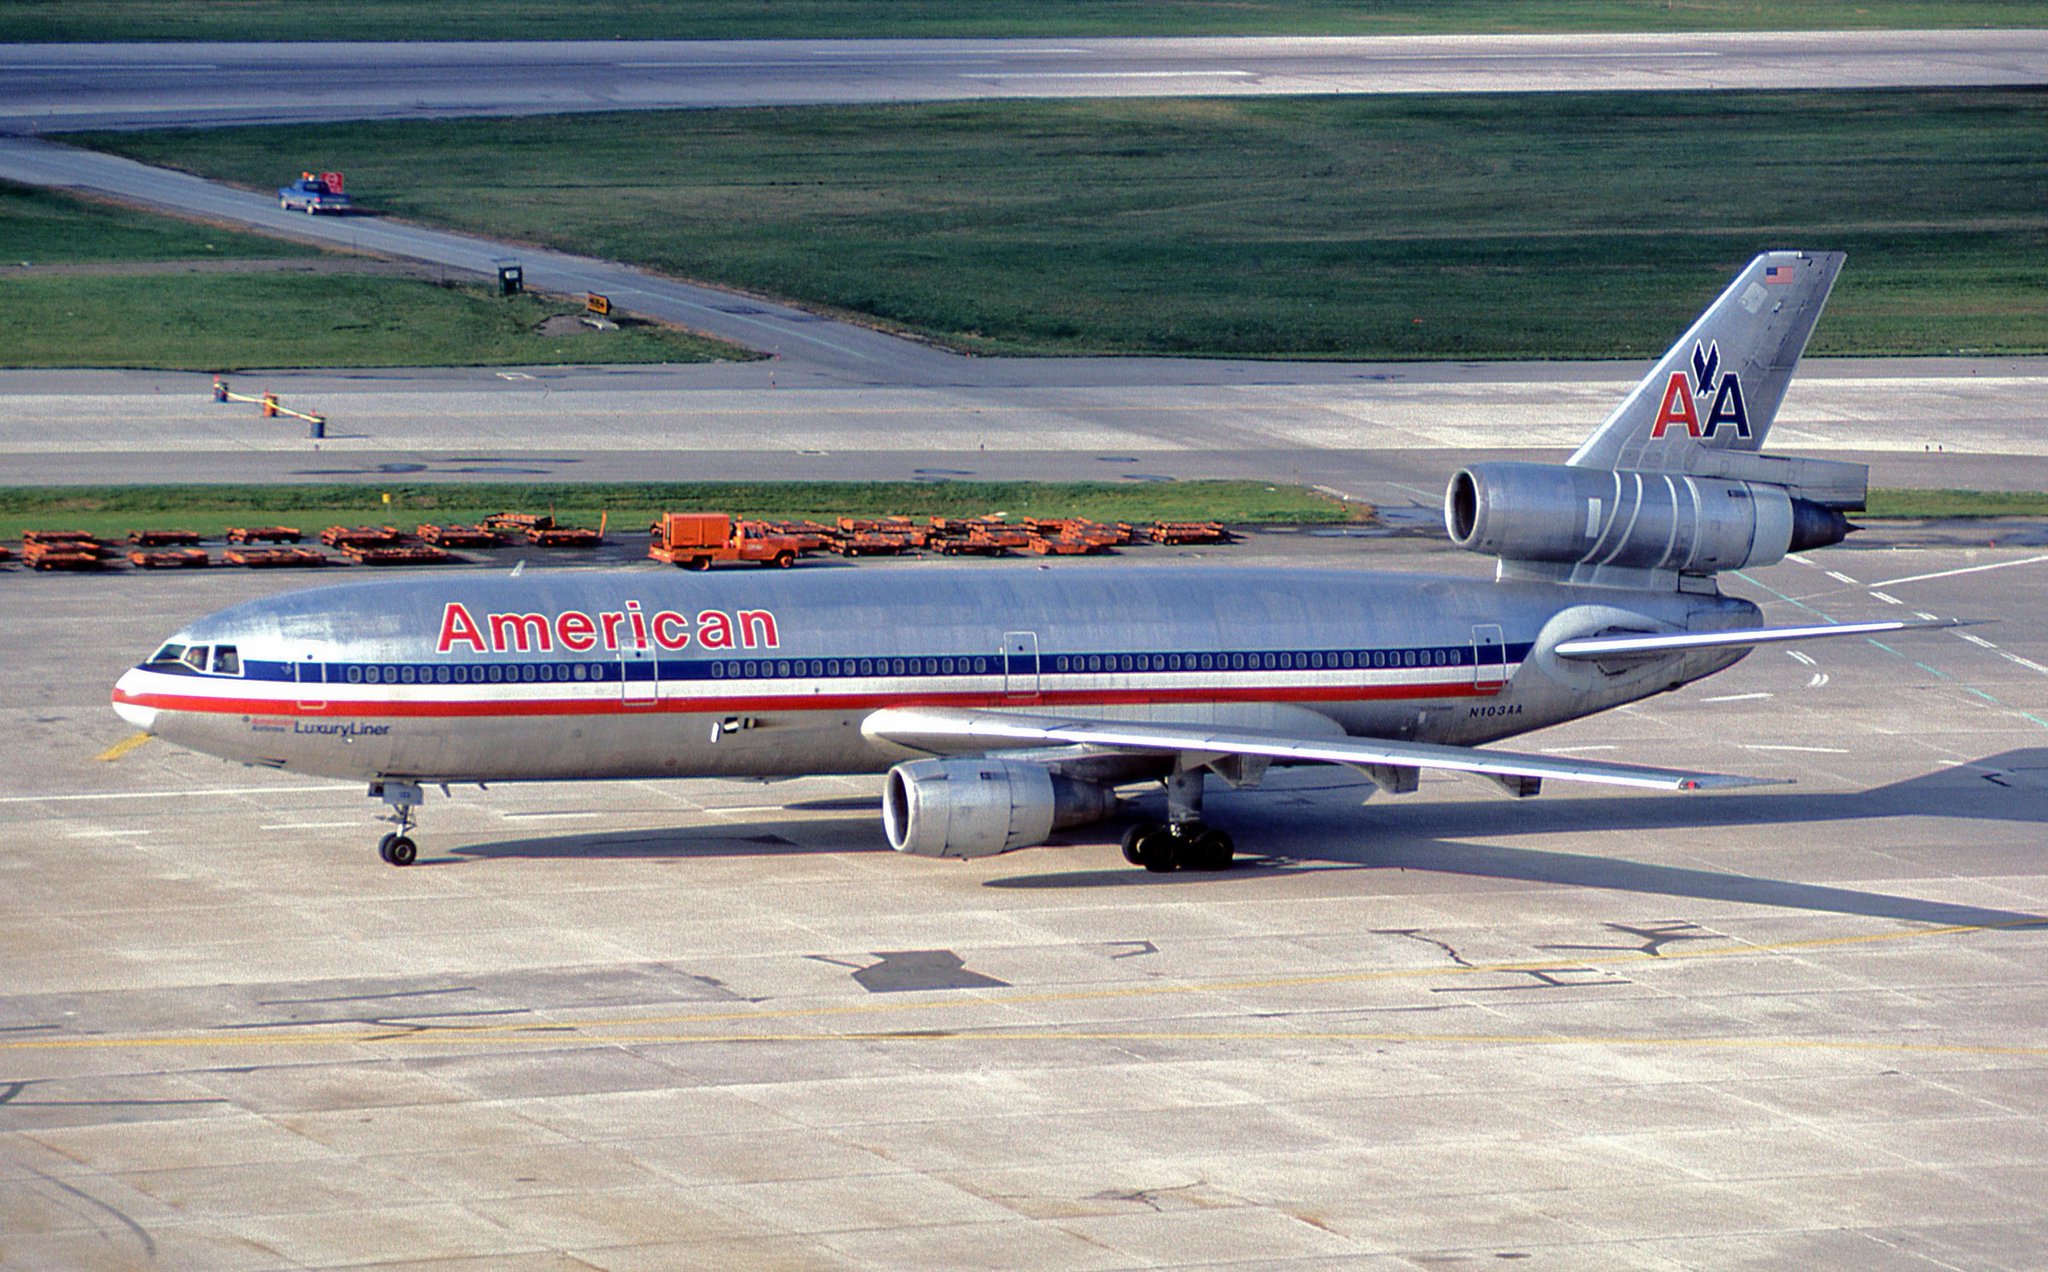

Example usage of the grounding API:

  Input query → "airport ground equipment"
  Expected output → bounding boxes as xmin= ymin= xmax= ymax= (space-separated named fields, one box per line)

xmin=127 ymin=548 xmax=209 ymax=569
xmin=648 ymin=513 xmax=800 ymax=569
xmin=24 ymin=531 xmax=106 ymax=570
xmin=223 ymin=547 xmax=327 ymax=568
xmin=416 ymin=524 xmax=505 ymax=548
xmin=320 ymin=525 xmax=407 ymax=548
xmin=128 ymin=529 xmax=202 ymax=547
xmin=338 ymin=542 xmax=451 ymax=566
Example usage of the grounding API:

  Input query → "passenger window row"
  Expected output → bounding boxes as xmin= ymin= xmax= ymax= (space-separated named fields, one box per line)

xmin=185 ymin=646 xmax=1472 ymax=687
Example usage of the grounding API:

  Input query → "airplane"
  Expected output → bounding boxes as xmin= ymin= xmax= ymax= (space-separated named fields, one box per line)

xmin=112 ymin=250 xmax=1951 ymax=871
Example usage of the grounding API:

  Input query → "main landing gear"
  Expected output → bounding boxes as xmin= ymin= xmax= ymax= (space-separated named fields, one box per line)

xmin=1120 ymin=761 xmax=1235 ymax=873
xmin=1121 ymin=820 xmax=1235 ymax=873
xmin=370 ymin=779 xmax=423 ymax=867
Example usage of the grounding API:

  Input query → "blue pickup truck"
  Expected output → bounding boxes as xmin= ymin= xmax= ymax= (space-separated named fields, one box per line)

xmin=278 ymin=172 xmax=352 ymax=215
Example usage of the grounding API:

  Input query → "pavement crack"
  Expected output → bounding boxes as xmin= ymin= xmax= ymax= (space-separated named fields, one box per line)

xmin=1375 ymin=928 xmax=1474 ymax=967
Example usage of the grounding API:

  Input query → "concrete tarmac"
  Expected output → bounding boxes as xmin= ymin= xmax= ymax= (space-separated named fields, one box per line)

xmin=7 ymin=32 xmax=2048 ymax=133
xmin=4 ymin=357 xmax=2044 ymax=500
xmin=4 ymin=530 xmax=2047 ymax=1267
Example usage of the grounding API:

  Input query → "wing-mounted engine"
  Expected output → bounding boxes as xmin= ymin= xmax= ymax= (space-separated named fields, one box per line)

xmin=883 ymin=758 xmax=1119 ymax=859
xmin=1445 ymin=461 xmax=1856 ymax=590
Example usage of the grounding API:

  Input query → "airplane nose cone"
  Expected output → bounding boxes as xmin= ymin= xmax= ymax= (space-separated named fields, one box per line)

xmin=112 ymin=668 xmax=159 ymax=733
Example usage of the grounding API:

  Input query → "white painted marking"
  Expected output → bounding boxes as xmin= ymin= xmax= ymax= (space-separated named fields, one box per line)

xmin=1869 ymin=591 xmax=1902 ymax=605
xmin=1365 ymin=51 xmax=1718 ymax=62
xmin=1535 ymin=745 xmax=1617 ymax=755
xmin=1788 ymin=651 xmax=1817 ymax=667
xmin=500 ymin=811 xmax=602 ymax=820
xmin=961 ymin=70 xmax=1255 ymax=80
xmin=1700 ymin=692 xmax=1773 ymax=703
xmin=66 ymin=829 xmax=152 ymax=839
xmin=6 ymin=62 xmax=221 ymax=71
xmin=495 ymin=372 xmax=535 ymax=381
xmin=2000 ymin=653 xmax=2048 ymax=676
xmin=0 ymin=784 xmax=357 ymax=806
xmin=1960 ymin=632 xmax=1999 ymax=649
xmin=1786 ymin=554 xmax=1817 ymax=567
xmin=1825 ymin=570 xmax=1860 ymax=585
xmin=1741 ymin=744 xmax=1849 ymax=753
xmin=1915 ymin=612 xmax=1940 ymax=621
xmin=1873 ymin=553 xmax=2048 ymax=588
xmin=1808 ymin=673 xmax=1830 ymax=689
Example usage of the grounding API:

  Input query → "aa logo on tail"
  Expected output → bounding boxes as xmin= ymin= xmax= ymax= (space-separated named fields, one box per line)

xmin=1649 ymin=340 xmax=1750 ymax=440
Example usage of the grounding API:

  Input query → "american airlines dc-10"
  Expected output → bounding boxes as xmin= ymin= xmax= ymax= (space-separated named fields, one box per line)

xmin=114 ymin=252 xmax=1949 ymax=870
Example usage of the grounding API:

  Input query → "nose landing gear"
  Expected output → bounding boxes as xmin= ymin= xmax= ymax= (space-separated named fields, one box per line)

xmin=370 ymin=780 xmax=423 ymax=866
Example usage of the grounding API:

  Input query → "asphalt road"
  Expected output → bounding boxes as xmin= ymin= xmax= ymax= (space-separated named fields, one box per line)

xmin=5 ymin=530 xmax=2047 ymax=1266
xmin=6 ymin=31 xmax=2048 ymax=132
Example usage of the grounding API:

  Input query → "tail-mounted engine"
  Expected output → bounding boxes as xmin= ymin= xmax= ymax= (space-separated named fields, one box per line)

xmin=1446 ymin=462 xmax=1852 ymax=581
xmin=884 ymin=758 xmax=1119 ymax=859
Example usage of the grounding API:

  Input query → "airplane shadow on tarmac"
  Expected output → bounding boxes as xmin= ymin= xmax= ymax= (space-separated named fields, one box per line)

xmin=447 ymin=815 xmax=886 ymax=863
xmin=992 ymin=749 xmax=2048 ymax=930
xmin=434 ymin=751 xmax=2047 ymax=929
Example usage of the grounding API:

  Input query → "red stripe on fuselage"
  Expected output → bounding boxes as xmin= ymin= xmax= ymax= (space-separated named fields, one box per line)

xmin=114 ymin=678 xmax=1500 ymax=720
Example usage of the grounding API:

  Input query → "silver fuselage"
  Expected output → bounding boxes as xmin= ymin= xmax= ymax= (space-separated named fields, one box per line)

xmin=111 ymin=564 xmax=1757 ymax=785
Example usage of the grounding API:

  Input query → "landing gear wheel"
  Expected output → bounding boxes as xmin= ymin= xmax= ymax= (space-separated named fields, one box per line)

xmin=385 ymin=836 xmax=417 ymax=866
xmin=1132 ymin=826 xmax=1180 ymax=873
xmin=377 ymin=832 xmax=396 ymax=864
xmin=1120 ymin=823 xmax=1148 ymax=866
xmin=1184 ymin=827 xmax=1235 ymax=871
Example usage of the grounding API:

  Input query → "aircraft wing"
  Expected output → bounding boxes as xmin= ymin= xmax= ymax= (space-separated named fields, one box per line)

xmin=861 ymin=706 xmax=1778 ymax=793
xmin=1552 ymin=617 xmax=1966 ymax=660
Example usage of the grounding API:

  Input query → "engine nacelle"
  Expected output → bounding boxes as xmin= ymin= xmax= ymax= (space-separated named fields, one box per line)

xmin=883 ymin=758 xmax=1119 ymax=859
xmin=1445 ymin=462 xmax=1848 ymax=576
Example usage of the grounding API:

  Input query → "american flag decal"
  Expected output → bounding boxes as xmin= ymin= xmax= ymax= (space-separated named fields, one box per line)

xmin=1763 ymin=264 xmax=1796 ymax=284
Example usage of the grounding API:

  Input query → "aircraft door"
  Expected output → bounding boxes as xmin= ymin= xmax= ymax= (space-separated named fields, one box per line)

xmin=1002 ymin=631 xmax=1040 ymax=703
xmin=620 ymin=641 xmax=659 ymax=707
xmin=1471 ymin=624 xmax=1506 ymax=692
xmin=295 ymin=652 xmax=326 ymax=712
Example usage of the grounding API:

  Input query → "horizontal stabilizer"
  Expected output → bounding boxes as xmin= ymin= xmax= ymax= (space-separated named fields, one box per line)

xmin=1553 ymin=617 xmax=1967 ymax=661
xmin=863 ymin=706 xmax=1778 ymax=793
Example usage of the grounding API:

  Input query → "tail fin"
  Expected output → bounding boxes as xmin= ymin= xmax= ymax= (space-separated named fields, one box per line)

xmin=1569 ymin=251 xmax=1843 ymax=473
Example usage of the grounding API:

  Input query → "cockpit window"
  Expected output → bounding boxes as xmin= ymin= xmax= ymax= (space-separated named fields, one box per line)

xmin=182 ymin=646 xmax=210 ymax=673
xmin=148 ymin=643 xmax=186 ymax=665
xmin=212 ymin=646 xmax=241 ymax=676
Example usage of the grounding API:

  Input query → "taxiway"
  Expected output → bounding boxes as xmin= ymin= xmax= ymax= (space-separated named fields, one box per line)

xmin=3 ymin=531 xmax=2047 ymax=1267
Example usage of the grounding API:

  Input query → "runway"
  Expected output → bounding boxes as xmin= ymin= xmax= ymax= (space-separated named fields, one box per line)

xmin=4 ymin=357 xmax=2045 ymax=500
xmin=5 ymin=530 xmax=2047 ymax=1266
xmin=6 ymin=31 xmax=2048 ymax=133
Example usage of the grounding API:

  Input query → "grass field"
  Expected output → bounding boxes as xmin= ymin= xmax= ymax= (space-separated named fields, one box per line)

xmin=0 ymin=481 xmax=1354 ymax=543
xmin=1864 ymin=489 xmax=2048 ymax=519
xmin=3 ymin=483 xmax=2039 ymax=546
xmin=1 ymin=1 xmax=2037 ymax=41
xmin=0 ymin=274 xmax=745 ymax=370
xmin=83 ymin=90 xmax=2048 ymax=360
xmin=2 ymin=180 xmax=320 ymax=264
